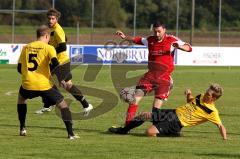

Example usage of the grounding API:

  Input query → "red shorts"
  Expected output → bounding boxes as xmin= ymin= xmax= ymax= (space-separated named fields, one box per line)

xmin=137 ymin=71 xmax=173 ymax=100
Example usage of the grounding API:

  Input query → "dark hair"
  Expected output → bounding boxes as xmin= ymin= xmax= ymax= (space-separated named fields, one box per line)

xmin=153 ymin=22 xmax=166 ymax=28
xmin=36 ymin=25 xmax=50 ymax=38
xmin=47 ymin=8 xmax=61 ymax=18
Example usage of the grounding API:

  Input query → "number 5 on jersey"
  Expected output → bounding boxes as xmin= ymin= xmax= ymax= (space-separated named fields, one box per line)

xmin=28 ymin=54 xmax=38 ymax=71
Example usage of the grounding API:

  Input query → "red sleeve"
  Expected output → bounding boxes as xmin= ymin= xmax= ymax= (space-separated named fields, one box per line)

xmin=133 ymin=36 xmax=144 ymax=45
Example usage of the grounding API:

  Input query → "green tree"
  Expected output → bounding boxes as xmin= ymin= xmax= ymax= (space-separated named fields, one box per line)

xmin=154 ymin=0 xmax=180 ymax=29
xmin=16 ymin=0 xmax=51 ymax=25
xmin=1 ymin=0 xmax=240 ymax=31
xmin=0 ymin=0 xmax=22 ymax=25
xmin=95 ymin=0 xmax=127 ymax=27
xmin=56 ymin=0 xmax=85 ymax=26
xmin=221 ymin=0 xmax=240 ymax=29
xmin=121 ymin=0 xmax=158 ymax=28
xmin=135 ymin=0 xmax=158 ymax=28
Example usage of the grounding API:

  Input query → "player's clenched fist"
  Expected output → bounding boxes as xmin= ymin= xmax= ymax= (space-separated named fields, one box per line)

xmin=172 ymin=42 xmax=179 ymax=48
xmin=116 ymin=30 xmax=126 ymax=39
xmin=184 ymin=89 xmax=192 ymax=96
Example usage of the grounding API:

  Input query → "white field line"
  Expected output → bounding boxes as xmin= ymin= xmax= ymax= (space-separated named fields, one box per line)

xmin=5 ymin=91 xmax=18 ymax=96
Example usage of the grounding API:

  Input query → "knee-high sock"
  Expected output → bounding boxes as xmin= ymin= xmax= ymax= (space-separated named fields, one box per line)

xmin=60 ymin=107 xmax=74 ymax=136
xmin=123 ymin=116 xmax=144 ymax=132
xmin=125 ymin=104 xmax=138 ymax=126
xmin=69 ymin=85 xmax=89 ymax=108
xmin=17 ymin=104 xmax=27 ymax=129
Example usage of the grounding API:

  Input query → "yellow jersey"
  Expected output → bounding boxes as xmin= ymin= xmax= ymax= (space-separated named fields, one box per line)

xmin=49 ymin=23 xmax=69 ymax=64
xmin=176 ymin=94 xmax=222 ymax=127
xmin=18 ymin=41 xmax=57 ymax=91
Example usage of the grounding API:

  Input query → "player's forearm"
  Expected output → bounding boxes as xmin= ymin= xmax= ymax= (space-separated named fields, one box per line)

xmin=179 ymin=44 xmax=192 ymax=52
xmin=123 ymin=36 xmax=135 ymax=43
xmin=116 ymin=30 xmax=135 ymax=42
xmin=218 ymin=124 xmax=227 ymax=140
xmin=186 ymin=93 xmax=194 ymax=103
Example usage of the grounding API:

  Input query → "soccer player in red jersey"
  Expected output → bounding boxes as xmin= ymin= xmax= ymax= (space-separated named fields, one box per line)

xmin=109 ymin=22 xmax=192 ymax=133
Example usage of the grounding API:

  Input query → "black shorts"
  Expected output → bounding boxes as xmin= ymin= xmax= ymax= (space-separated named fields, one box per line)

xmin=42 ymin=85 xmax=59 ymax=106
xmin=54 ymin=62 xmax=72 ymax=82
xmin=152 ymin=109 xmax=182 ymax=136
xmin=19 ymin=86 xmax=64 ymax=105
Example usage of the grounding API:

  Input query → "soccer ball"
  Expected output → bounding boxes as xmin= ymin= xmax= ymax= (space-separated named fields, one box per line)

xmin=120 ymin=87 xmax=136 ymax=103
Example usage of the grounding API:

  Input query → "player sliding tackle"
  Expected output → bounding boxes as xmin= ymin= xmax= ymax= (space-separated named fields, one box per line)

xmin=109 ymin=84 xmax=227 ymax=140
xmin=109 ymin=21 xmax=192 ymax=133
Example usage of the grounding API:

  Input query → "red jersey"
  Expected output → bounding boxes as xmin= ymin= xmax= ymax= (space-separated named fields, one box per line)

xmin=134 ymin=34 xmax=190 ymax=74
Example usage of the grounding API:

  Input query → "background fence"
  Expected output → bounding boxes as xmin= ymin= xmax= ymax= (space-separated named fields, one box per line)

xmin=0 ymin=0 xmax=239 ymax=46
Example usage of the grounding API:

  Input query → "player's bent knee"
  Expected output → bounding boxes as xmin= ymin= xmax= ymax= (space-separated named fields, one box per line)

xmin=146 ymin=130 xmax=157 ymax=137
xmin=146 ymin=125 xmax=158 ymax=137
xmin=153 ymin=98 xmax=164 ymax=109
xmin=57 ymin=99 xmax=68 ymax=109
xmin=65 ymin=80 xmax=73 ymax=91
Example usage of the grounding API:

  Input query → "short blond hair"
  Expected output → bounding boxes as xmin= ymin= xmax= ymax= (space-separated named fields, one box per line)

xmin=36 ymin=25 xmax=50 ymax=38
xmin=209 ymin=83 xmax=223 ymax=99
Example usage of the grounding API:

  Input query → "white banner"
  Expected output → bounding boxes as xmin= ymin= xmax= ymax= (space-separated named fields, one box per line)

xmin=0 ymin=44 xmax=23 ymax=64
xmin=0 ymin=44 xmax=69 ymax=64
xmin=1 ymin=43 xmax=240 ymax=66
xmin=176 ymin=47 xmax=240 ymax=66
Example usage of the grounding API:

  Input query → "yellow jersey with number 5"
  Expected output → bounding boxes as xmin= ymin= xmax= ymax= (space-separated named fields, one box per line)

xmin=18 ymin=41 xmax=57 ymax=90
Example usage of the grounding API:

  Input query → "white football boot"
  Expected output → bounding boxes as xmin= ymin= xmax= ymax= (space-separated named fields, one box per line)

xmin=83 ymin=104 xmax=93 ymax=117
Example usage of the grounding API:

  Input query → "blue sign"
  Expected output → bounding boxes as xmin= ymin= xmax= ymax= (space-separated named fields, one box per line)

xmin=69 ymin=45 xmax=148 ymax=64
xmin=69 ymin=46 xmax=84 ymax=64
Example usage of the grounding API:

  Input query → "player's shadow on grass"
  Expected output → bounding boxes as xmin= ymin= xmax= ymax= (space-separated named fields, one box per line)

xmin=102 ymin=131 xmax=184 ymax=138
xmin=0 ymin=124 xmax=103 ymax=136
xmin=183 ymin=130 xmax=240 ymax=136
xmin=0 ymin=123 xmax=65 ymax=131
xmin=131 ymin=133 xmax=183 ymax=138
xmin=101 ymin=131 xmax=148 ymax=137
xmin=3 ymin=124 xmax=240 ymax=138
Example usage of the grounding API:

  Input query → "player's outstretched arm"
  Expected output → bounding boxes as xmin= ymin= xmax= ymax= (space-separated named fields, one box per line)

xmin=217 ymin=124 xmax=227 ymax=140
xmin=172 ymin=42 xmax=192 ymax=52
xmin=116 ymin=30 xmax=135 ymax=42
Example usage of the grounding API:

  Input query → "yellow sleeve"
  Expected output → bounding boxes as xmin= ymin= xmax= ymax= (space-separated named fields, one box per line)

xmin=18 ymin=46 xmax=25 ymax=64
xmin=48 ymin=45 xmax=57 ymax=60
xmin=207 ymin=111 xmax=222 ymax=125
xmin=55 ymin=29 xmax=66 ymax=43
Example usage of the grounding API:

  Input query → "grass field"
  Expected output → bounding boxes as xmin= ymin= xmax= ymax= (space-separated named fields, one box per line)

xmin=0 ymin=65 xmax=239 ymax=159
